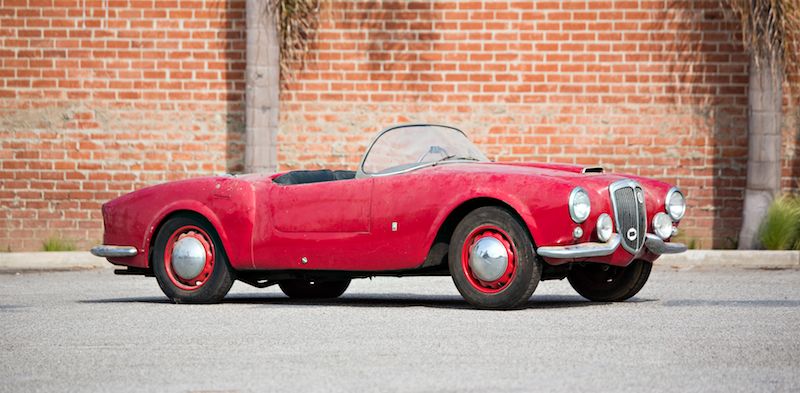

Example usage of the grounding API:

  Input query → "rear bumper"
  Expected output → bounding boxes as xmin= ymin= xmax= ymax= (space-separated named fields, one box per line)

xmin=537 ymin=233 xmax=686 ymax=259
xmin=90 ymin=245 xmax=138 ymax=258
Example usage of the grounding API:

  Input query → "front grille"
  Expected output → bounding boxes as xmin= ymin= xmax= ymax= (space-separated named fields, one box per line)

xmin=610 ymin=180 xmax=647 ymax=253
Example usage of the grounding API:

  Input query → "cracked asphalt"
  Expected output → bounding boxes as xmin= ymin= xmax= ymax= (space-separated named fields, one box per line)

xmin=1 ymin=266 xmax=799 ymax=392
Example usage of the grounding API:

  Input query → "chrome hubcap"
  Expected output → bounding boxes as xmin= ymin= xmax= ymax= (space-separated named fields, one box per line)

xmin=171 ymin=237 xmax=207 ymax=280
xmin=468 ymin=237 xmax=509 ymax=282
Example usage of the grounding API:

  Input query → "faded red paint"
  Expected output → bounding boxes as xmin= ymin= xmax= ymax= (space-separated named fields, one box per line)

xmin=100 ymin=161 xmax=678 ymax=273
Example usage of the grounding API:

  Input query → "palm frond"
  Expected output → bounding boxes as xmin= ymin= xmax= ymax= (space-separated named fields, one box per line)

xmin=722 ymin=0 xmax=800 ymax=76
xmin=267 ymin=0 xmax=324 ymax=80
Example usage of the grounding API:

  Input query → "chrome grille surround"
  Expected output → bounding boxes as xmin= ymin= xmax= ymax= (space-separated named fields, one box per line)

xmin=609 ymin=179 xmax=647 ymax=254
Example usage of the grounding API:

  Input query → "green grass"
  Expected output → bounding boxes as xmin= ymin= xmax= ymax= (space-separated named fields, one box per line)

xmin=672 ymin=233 xmax=701 ymax=249
xmin=759 ymin=195 xmax=800 ymax=250
xmin=42 ymin=237 xmax=77 ymax=252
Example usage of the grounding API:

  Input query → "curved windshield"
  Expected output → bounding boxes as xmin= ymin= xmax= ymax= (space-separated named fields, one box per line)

xmin=361 ymin=125 xmax=488 ymax=175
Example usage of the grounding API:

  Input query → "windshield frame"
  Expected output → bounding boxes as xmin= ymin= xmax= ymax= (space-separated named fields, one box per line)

xmin=356 ymin=123 xmax=485 ymax=178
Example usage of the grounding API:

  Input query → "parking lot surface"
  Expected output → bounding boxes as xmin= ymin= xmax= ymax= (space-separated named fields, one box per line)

xmin=1 ymin=266 xmax=799 ymax=392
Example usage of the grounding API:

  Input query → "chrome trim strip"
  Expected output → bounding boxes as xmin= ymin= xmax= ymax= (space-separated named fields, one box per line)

xmin=537 ymin=234 xmax=621 ymax=259
xmin=665 ymin=186 xmax=685 ymax=221
xmin=90 ymin=245 xmax=138 ymax=258
xmin=644 ymin=234 xmax=687 ymax=255
xmin=636 ymin=186 xmax=644 ymax=250
xmin=359 ymin=159 xmax=479 ymax=178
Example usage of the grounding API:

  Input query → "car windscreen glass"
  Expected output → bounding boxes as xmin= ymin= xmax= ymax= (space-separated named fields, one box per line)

xmin=361 ymin=125 xmax=488 ymax=175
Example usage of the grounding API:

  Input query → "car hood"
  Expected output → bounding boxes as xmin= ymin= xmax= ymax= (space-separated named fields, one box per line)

xmin=434 ymin=161 xmax=626 ymax=187
xmin=501 ymin=162 xmax=604 ymax=174
xmin=432 ymin=161 xmax=673 ymax=200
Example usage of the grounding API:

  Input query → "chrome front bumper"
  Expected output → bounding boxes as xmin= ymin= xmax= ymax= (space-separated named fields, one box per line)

xmin=537 ymin=233 xmax=686 ymax=259
xmin=90 ymin=245 xmax=138 ymax=258
xmin=537 ymin=234 xmax=622 ymax=258
xmin=643 ymin=234 xmax=688 ymax=254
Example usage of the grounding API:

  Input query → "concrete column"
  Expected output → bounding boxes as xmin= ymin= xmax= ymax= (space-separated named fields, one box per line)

xmin=738 ymin=56 xmax=784 ymax=249
xmin=245 ymin=0 xmax=279 ymax=173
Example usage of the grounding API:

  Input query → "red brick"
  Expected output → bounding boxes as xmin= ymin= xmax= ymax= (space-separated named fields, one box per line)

xmin=1 ymin=0 xmax=798 ymax=251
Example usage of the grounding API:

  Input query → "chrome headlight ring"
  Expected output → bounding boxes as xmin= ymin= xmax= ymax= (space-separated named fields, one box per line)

xmin=653 ymin=212 xmax=673 ymax=240
xmin=596 ymin=213 xmax=613 ymax=242
xmin=665 ymin=187 xmax=686 ymax=221
xmin=569 ymin=187 xmax=591 ymax=224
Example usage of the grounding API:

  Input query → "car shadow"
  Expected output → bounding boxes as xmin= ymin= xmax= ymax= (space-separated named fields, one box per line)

xmin=80 ymin=294 xmax=656 ymax=310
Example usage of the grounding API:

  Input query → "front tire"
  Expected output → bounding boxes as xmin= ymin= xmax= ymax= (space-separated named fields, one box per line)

xmin=567 ymin=259 xmax=652 ymax=302
xmin=279 ymin=279 xmax=351 ymax=299
xmin=449 ymin=206 xmax=542 ymax=310
xmin=152 ymin=214 xmax=235 ymax=304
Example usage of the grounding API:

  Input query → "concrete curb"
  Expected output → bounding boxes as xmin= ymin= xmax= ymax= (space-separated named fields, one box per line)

xmin=0 ymin=251 xmax=108 ymax=272
xmin=658 ymin=250 xmax=800 ymax=269
xmin=0 ymin=250 xmax=799 ymax=273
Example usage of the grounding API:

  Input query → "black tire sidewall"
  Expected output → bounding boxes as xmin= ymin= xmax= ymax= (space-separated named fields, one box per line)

xmin=278 ymin=279 xmax=351 ymax=299
xmin=152 ymin=215 xmax=234 ymax=304
xmin=567 ymin=259 xmax=652 ymax=302
xmin=449 ymin=206 xmax=541 ymax=309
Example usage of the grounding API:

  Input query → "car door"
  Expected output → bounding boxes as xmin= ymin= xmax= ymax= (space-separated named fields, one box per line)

xmin=366 ymin=169 xmax=446 ymax=270
xmin=260 ymin=177 xmax=374 ymax=270
xmin=271 ymin=178 xmax=372 ymax=233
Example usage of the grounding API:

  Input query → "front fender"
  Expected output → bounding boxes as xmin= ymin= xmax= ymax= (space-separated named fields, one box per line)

xmin=143 ymin=200 xmax=247 ymax=269
xmin=425 ymin=190 xmax=540 ymax=251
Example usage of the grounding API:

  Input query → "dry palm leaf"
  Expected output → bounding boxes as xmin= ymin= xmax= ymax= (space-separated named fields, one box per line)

xmin=267 ymin=0 xmax=324 ymax=80
xmin=722 ymin=0 xmax=800 ymax=76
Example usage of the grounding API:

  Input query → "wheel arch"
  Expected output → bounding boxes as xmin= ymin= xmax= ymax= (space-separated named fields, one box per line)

xmin=421 ymin=196 xmax=537 ymax=268
xmin=144 ymin=204 xmax=232 ymax=269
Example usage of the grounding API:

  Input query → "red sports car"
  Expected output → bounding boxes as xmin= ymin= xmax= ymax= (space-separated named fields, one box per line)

xmin=92 ymin=124 xmax=687 ymax=309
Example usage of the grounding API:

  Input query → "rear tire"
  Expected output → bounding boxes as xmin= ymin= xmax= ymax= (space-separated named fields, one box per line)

xmin=279 ymin=279 xmax=351 ymax=299
xmin=152 ymin=214 xmax=235 ymax=304
xmin=449 ymin=206 xmax=541 ymax=310
xmin=567 ymin=259 xmax=652 ymax=302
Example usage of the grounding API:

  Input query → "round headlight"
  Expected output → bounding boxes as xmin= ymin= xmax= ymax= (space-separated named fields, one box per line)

xmin=653 ymin=212 xmax=673 ymax=240
xmin=596 ymin=213 xmax=613 ymax=242
xmin=666 ymin=188 xmax=685 ymax=221
xmin=569 ymin=187 xmax=591 ymax=223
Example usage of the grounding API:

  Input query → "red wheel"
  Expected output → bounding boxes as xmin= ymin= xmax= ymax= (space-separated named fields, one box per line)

xmin=152 ymin=215 xmax=234 ymax=303
xmin=163 ymin=225 xmax=215 ymax=291
xmin=449 ymin=206 xmax=542 ymax=309
xmin=460 ymin=225 xmax=517 ymax=293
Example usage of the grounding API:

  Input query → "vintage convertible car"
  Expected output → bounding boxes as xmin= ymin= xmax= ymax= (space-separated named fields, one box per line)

xmin=92 ymin=124 xmax=687 ymax=309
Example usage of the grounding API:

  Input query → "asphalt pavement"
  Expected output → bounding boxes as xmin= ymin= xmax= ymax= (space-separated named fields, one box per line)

xmin=1 ymin=266 xmax=799 ymax=392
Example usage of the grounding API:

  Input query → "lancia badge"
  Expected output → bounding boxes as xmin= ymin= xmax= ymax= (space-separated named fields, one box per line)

xmin=626 ymin=228 xmax=638 ymax=241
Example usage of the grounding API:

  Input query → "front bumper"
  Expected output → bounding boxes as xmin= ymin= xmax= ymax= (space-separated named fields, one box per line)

xmin=90 ymin=245 xmax=138 ymax=258
xmin=537 ymin=234 xmax=622 ymax=259
xmin=537 ymin=233 xmax=686 ymax=259
xmin=643 ymin=234 xmax=688 ymax=254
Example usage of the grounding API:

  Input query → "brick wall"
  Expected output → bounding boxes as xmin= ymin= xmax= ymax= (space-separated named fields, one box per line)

xmin=1 ymin=0 xmax=798 ymax=251
xmin=0 ymin=0 xmax=246 ymax=251
xmin=278 ymin=0 xmax=800 ymax=249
